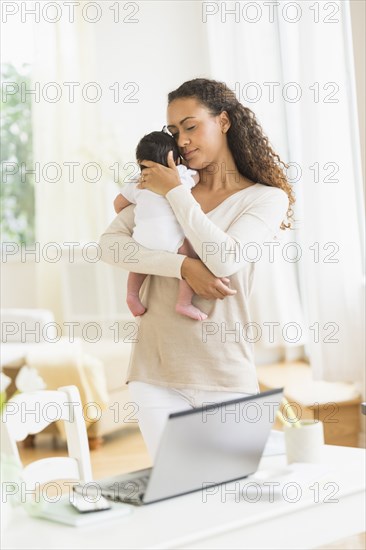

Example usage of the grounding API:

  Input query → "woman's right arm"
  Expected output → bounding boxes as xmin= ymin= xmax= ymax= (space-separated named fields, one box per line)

xmin=99 ymin=205 xmax=236 ymax=298
xmin=99 ymin=204 xmax=186 ymax=278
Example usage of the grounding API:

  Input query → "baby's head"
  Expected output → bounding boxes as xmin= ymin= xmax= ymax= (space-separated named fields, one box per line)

xmin=136 ymin=131 xmax=180 ymax=170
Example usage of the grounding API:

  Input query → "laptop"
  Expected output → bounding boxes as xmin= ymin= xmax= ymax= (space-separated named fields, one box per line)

xmin=90 ymin=387 xmax=284 ymax=506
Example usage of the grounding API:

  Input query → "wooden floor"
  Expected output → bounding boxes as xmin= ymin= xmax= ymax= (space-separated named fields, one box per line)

xmin=316 ymin=532 xmax=366 ymax=550
xmin=18 ymin=427 xmax=365 ymax=550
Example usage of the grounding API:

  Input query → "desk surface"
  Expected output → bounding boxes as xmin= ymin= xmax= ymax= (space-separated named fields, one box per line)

xmin=2 ymin=445 xmax=365 ymax=550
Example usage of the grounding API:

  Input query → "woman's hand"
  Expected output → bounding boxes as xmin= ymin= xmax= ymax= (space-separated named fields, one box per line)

xmin=181 ymin=258 xmax=237 ymax=300
xmin=137 ymin=151 xmax=181 ymax=196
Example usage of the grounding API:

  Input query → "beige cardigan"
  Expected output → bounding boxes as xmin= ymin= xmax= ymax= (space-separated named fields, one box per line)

xmin=99 ymin=183 xmax=289 ymax=393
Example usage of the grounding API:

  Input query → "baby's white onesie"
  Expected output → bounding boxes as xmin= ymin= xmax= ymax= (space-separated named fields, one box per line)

xmin=119 ymin=164 xmax=197 ymax=253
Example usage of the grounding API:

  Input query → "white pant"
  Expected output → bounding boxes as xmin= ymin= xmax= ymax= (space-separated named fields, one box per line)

xmin=128 ymin=381 xmax=256 ymax=462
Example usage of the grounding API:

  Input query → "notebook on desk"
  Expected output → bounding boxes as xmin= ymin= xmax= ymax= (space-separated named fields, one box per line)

xmin=27 ymin=495 xmax=132 ymax=527
xmin=89 ymin=388 xmax=284 ymax=506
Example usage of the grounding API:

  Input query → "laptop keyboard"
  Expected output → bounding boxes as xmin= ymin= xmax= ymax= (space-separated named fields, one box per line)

xmin=102 ymin=475 xmax=150 ymax=506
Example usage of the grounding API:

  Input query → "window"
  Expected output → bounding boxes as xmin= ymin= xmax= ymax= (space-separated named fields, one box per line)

xmin=1 ymin=62 xmax=35 ymax=245
xmin=1 ymin=16 xmax=35 ymax=246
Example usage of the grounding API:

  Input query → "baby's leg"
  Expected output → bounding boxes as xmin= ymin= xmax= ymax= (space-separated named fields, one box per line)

xmin=175 ymin=238 xmax=208 ymax=321
xmin=175 ymin=280 xmax=208 ymax=321
xmin=177 ymin=238 xmax=199 ymax=259
xmin=126 ymin=272 xmax=148 ymax=316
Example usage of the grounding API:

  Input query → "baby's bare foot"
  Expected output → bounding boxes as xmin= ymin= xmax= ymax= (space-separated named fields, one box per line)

xmin=126 ymin=294 xmax=147 ymax=317
xmin=175 ymin=303 xmax=208 ymax=321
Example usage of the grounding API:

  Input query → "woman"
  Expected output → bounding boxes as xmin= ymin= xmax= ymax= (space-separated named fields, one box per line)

xmin=99 ymin=78 xmax=295 ymax=460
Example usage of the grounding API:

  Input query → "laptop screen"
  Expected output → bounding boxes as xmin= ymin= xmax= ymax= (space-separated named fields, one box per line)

xmin=144 ymin=388 xmax=284 ymax=504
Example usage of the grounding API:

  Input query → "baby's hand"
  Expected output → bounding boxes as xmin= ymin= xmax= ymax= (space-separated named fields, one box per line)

xmin=113 ymin=193 xmax=132 ymax=213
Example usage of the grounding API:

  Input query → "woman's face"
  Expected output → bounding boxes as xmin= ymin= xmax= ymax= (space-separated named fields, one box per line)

xmin=166 ymin=97 xmax=229 ymax=170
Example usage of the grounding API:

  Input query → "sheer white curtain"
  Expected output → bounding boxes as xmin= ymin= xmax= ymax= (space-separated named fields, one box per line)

xmin=31 ymin=14 xmax=111 ymax=321
xmin=205 ymin=0 xmax=365 ymax=391
xmin=32 ymin=16 xmax=110 ymax=242
xmin=205 ymin=2 xmax=306 ymax=365
xmin=30 ymin=1 xmax=211 ymax=323
xmin=276 ymin=0 xmax=365 ymax=393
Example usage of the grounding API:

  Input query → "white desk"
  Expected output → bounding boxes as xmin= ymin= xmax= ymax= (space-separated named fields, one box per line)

xmin=2 ymin=445 xmax=365 ymax=550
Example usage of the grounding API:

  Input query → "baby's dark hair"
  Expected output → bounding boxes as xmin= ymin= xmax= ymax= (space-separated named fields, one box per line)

xmin=136 ymin=131 xmax=180 ymax=169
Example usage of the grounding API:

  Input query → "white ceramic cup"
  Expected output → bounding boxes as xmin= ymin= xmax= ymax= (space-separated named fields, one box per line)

xmin=284 ymin=420 xmax=325 ymax=464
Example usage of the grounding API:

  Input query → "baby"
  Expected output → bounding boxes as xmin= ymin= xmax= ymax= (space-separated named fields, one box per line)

xmin=113 ymin=130 xmax=208 ymax=321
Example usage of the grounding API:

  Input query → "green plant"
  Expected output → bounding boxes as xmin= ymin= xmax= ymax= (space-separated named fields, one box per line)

xmin=1 ymin=62 xmax=35 ymax=245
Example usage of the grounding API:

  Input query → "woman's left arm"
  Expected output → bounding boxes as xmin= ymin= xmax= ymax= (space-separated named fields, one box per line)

xmin=165 ymin=185 xmax=289 ymax=278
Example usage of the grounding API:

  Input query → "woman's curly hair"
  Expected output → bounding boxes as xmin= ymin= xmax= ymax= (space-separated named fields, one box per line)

xmin=168 ymin=78 xmax=295 ymax=230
